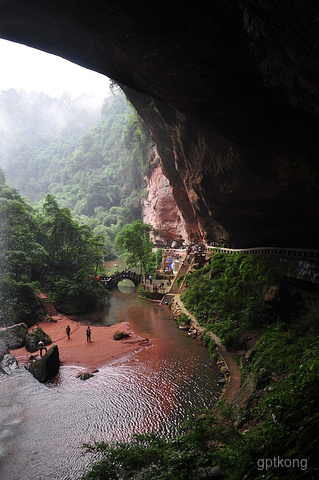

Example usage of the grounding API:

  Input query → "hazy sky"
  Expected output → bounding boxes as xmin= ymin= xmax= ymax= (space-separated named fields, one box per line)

xmin=0 ymin=39 xmax=111 ymax=102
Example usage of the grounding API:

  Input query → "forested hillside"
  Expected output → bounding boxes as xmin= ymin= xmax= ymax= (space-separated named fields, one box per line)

xmin=0 ymin=88 xmax=102 ymax=200
xmin=0 ymin=174 xmax=106 ymax=325
xmin=0 ymin=88 xmax=150 ymax=258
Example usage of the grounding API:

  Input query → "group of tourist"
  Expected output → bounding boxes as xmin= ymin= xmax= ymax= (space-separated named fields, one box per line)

xmin=65 ymin=324 xmax=92 ymax=342
xmin=148 ymin=276 xmax=168 ymax=293
xmin=185 ymin=243 xmax=206 ymax=253
xmin=37 ymin=324 xmax=92 ymax=357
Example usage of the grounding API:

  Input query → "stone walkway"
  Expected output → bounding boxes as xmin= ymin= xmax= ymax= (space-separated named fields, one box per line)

xmin=37 ymin=292 xmax=58 ymax=317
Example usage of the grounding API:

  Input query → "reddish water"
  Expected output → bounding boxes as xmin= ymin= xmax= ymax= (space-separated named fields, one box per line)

xmin=0 ymin=262 xmax=220 ymax=480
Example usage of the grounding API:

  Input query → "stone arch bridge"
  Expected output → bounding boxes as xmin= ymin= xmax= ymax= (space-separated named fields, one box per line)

xmin=97 ymin=270 xmax=142 ymax=290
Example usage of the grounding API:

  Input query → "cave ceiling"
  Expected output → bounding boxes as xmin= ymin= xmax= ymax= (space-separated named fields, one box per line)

xmin=1 ymin=1 xmax=319 ymax=248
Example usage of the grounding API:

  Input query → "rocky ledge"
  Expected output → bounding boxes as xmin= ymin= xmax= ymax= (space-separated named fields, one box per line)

xmin=0 ymin=323 xmax=58 ymax=382
xmin=27 ymin=345 xmax=60 ymax=383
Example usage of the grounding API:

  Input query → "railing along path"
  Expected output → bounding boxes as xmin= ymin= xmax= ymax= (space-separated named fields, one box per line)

xmin=206 ymin=245 xmax=319 ymax=261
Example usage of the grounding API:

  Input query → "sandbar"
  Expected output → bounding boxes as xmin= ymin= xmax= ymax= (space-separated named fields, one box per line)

xmin=12 ymin=315 xmax=152 ymax=371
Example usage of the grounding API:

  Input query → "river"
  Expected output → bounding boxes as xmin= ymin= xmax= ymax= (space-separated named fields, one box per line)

xmin=0 ymin=270 xmax=221 ymax=480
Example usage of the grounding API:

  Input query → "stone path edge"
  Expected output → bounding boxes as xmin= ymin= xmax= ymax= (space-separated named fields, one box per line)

xmin=172 ymin=294 xmax=241 ymax=403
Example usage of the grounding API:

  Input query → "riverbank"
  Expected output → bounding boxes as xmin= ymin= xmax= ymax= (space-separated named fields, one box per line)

xmin=12 ymin=315 xmax=152 ymax=371
xmin=170 ymin=295 xmax=241 ymax=403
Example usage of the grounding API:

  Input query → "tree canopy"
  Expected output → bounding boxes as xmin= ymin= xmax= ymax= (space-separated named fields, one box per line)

xmin=0 ymin=173 xmax=106 ymax=325
xmin=115 ymin=220 xmax=153 ymax=276
xmin=0 ymin=172 xmax=45 ymax=325
xmin=115 ymin=220 xmax=162 ymax=278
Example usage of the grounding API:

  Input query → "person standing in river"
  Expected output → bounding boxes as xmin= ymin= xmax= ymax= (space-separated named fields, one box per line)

xmin=86 ymin=326 xmax=91 ymax=342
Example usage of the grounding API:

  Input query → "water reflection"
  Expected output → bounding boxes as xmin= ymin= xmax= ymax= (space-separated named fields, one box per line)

xmin=117 ymin=279 xmax=136 ymax=293
xmin=0 ymin=286 xmax=220 ymax=480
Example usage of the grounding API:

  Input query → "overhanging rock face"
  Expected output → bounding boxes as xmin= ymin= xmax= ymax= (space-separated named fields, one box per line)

xmin=1 ymin=1 xmax=319 ymax=247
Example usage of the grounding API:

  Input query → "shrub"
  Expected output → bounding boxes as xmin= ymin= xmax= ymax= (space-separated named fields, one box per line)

xmin=181 ymin=254 xmax=279 ymax=343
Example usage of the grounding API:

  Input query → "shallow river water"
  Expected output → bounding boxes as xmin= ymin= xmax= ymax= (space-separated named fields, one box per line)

xmin=0 ymin=283 xmax=220 ymax=480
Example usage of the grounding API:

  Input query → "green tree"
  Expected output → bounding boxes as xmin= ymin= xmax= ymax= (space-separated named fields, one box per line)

xmin=0 ymin=89 xmax=151 ymax=261
xmin=40 ymin=194 xmax=104 ymax=276
xmin=115 ymin=220 xmax=154 ymax=276
xmin=0 ymin=171 xmax=45 ymax=325
xmin=38 ymin=194 xmax=106 ymax=314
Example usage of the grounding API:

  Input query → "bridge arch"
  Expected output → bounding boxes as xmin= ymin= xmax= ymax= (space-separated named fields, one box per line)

xmin=98 ymin=270 xmax=142 ymax=290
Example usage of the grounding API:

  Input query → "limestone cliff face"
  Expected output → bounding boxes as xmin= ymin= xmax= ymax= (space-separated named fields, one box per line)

xmin=139 ymin=111 xmax=226 ymax=246
xmin=143 ymin=150 xmax=201 ymax=245
xmin=1 ymin=1 xmax=319 ymax=247
xmin=143 ymin=162 xmax=184 ymax=244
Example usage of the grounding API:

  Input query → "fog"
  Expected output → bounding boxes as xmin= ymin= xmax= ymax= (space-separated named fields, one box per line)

xmin=0 ymin=38 xmax=111 ymax=101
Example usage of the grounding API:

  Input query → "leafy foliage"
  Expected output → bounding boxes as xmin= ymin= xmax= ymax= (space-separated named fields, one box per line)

xmin=0 ymin=174 xmax=106 ymax=324
xmin=45 ymin=275 xmax=106 ymax=315
xmin=215 ymin=330 xmax=319 ymax=480
xmin=181 ymin=253 xmax=278 ymax=348
xmin=39 ymin=194 xmax=104 ymax=275
xmin=81 ymin=404 xmax=237 ymax=480
xmin=0 ymin=174 xmax=44 ymax=325
xmin=115 ymin=220 xmax=154 ymax=276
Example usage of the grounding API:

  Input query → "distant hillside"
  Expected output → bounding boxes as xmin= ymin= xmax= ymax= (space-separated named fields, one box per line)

xmin=0 ymin=88 xmax=103 ymax=200
xmin=0 ymin=88 xmax=151 ymax=258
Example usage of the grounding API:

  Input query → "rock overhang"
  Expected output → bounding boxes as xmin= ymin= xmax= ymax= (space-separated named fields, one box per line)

xmin=1 ymin=1 xmax=319 ymax=247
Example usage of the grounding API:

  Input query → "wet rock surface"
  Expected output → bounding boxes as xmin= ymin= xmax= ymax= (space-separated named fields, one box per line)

xmin=1 ymin=354 xmax=19 ymax=374
xmin=113 ymin=331 xmax=130 ymax=340
xmin=25 ymin=326 xmax=52 ymax=353
xmin=0 ymin=323 xmax=28 ymax=349
xmin=76 ymin=372 xmax=94 ymax=381
xmin=27 ymin=344 xmax=60 ymax=383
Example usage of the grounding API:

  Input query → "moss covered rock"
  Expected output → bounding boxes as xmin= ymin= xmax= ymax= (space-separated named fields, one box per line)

xmin=113 ymin=331 xmax=130 ymax=340
xmin=25 ymin=326 xmax=52 ymax=353
xmin=27 ymin=344 xmax=60 ymax=382
xmin=0 ymin=323 xmax=28 ymax=349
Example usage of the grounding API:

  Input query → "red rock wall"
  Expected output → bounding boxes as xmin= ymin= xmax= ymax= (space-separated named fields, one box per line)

xmin=143 ymin=162 xmax=183 ymax=245
xmin=143 ymin=159 xmax=194 ymax=245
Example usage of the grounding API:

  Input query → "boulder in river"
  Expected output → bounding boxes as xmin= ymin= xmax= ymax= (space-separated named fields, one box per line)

xmin=27 ymin=344 xmax=60 ymax=383
xmin=113 ymin=331 xmax=130 ymax=340
xmin=0 ymin=339 xmax=10 ymax=362
xmin=0 ymin=323 xmax=28 ymax=349
xmin=76 ymin=372 xmax=94 ymax=381
xmin=25 ymin=326 xmax=52 ymax=353
xmin=1 ymin=354 xmax=19 ymax=374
